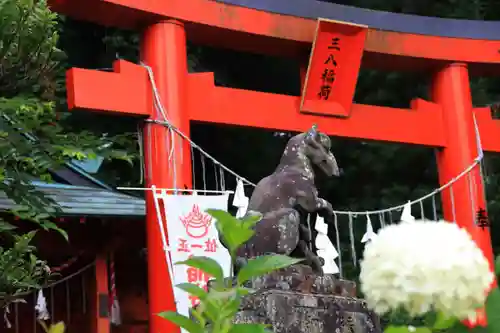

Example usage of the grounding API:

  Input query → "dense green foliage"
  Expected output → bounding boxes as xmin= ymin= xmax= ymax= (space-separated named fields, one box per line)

xmin=0 ymin=0 xmax=134 ymax=225
xmin=0 ymin=231 xmax=49 ymax=308
xmin=0 ymin=0 xmax=136 ymax=306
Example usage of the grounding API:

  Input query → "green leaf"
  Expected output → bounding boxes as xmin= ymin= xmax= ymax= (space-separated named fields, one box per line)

xmin=176 ymin=282 xmax=208 ymax=300
xmin=203 ymin=288 xmax=247 ymax=319
xmin=240 ymin=213 xmax=263 ymax=229
xmin=495 ymin=255 xmax=500 ymax=276
xmin=157 ymin=311 xmax=204 ymax=333
xmin=219 ymin=294 xmax=242 ymax=319
xmin=236 ymin=255 xmax=302 ymax=285
xmin=432 ymin=311 xmax=457 ymax=330
xmin=236 ymin=287 xmax=254 ymax=296
xmin=40 ymin=221 xmax=68 ymax=241
xmin=384 ymin=326 xmax=431 ymax=333
xmin=486 ymin=287 xmax=500 ymax=333
xmin=448 ymin=322 xmax=474 ymax=333
xmin=229 ymin=323 xmax=271 ymax=333
xmin=408 ymin=328 xmax=432 ymax=333
xmin=199 ymin=292 xmax=224 ymax=322
xmin=176 ymin=256 xmax=224 ymax=282
xmin=47 ymin=322 xmax=66 ymax=333
xmin=188 ymin=307 xmax=205 ymax=327
xmin=206 ymin=209 xmax=238 ymax=226
xmin=0 ymin=221 xmax=17 ymax=232
xmin=34 ymin=213 xmax=50 ymax=220
xmin=223 ymin=227 xmax=255 ymax=254
xmin=423 ymin=311 xmax=436 ymax=328
xmin=207 ymin=209 xmax=260 ymax=254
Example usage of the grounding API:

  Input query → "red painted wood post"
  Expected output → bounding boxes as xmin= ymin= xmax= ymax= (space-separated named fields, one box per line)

xmin=141 ymin=19 xmax=192 ymax=333
xmin=90 ymin=255 xmax=110 ymax=333
xmin=431 ymin=63 xmax=495 ymax=326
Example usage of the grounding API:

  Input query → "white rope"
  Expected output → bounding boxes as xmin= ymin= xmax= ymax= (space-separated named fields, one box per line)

xmin=142 ymin=63 xmax=179 ymax=191
xmin=141 ymin=63 xmax=484 ymax=218
xmin=2 ymin=262 xmax=94 ymax=328
xmin=145 ymin=117 xmax=257 ymax=188
xmin=116 ymin=187 xmax=234 ymax=194
xmin=136 ymin=123 xmax=145 ymax=185
xmin=45 ymin=262 xmax=94 ymax=289
xmin=333 ymin=157 xmax=481 ymax=215
xmin=141 ymin=63 xmax=256 ymax=188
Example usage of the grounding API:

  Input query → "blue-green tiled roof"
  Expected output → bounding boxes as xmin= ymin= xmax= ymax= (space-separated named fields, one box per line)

xmin=0 ymin=181 xmax=145 ymax=217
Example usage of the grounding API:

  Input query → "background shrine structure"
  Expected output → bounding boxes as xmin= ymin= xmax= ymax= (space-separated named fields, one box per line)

xmin=8 ymin=0 xmax=500 ymax=332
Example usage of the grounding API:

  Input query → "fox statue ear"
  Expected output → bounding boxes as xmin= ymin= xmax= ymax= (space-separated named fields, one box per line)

xmin=306 ymin=124 xmax=318 ymax=139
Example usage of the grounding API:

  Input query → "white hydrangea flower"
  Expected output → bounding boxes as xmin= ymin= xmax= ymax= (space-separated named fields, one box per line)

xmin=360 ymin=219 xmax=494 ymax=320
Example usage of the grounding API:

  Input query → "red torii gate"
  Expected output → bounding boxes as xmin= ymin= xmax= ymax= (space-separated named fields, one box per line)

xmin=49 ymin=0 xmax=500 ymax=332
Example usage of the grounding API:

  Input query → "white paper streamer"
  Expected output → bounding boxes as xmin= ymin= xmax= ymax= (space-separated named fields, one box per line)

xmin=401 ymin=201 xmax=415 ymax=223
xmin=232 ymin=178 xmax=249 ymax=218
xmin=110 ymin=297 xmax=121 ymax=325
xmin=317 ymin=249 xmax=339 ymax=274
xmin=3 ymin=305 xmax=11 ymax=328
xmin=35 ymin=290 xmax=50 ymax=321
xmin=361 ymin=214 xmax=377 ymax=243
xmin=314 ymin=216 xmax=339 ymax=274
xmin=314 ymin=215 xmax=328 ymax=235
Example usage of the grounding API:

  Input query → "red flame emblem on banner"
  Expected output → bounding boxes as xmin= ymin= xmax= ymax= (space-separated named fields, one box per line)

xmin=180 ymin=205 xmax=212 ymax=239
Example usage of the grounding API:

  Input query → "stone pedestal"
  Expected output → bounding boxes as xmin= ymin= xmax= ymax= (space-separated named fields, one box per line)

xmin=233 ymin=265 xmax=382 ymax=333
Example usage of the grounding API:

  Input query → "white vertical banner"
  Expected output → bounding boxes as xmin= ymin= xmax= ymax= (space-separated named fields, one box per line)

xmin=161 ymin=193 xmax=231 ymax=321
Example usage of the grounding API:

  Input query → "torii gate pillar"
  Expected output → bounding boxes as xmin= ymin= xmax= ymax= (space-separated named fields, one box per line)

xmin=141 ymin=19 xmax=190 ymax=333
xmin=432 ymin=63 xmax=494 ymax=268
xmin=432 ymin=64 xmax=495 ymax=326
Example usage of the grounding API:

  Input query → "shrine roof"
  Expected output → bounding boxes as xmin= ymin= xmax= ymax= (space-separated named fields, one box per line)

xmin=0 ymin=181 xmax=145 ymax=217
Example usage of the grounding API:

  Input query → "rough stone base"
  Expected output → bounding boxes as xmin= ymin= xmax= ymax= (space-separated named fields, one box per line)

xmin=236 ymin=289 xmax=381 ymax=333
xmin=220 ymin=264 xmax=381 ymax=333
xmin=210 ymin=264 xmax=357 ymax=297
xmin=240 ymin=264 xmax=357 ymax=297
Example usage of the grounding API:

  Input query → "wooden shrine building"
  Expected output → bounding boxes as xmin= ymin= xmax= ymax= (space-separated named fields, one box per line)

xmin=1 ymin=161 xmax=150 ymax=333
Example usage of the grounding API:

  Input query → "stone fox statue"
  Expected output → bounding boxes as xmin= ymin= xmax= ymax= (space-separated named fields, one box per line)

xmin=226 ymin=125 xmax=339 ymax=272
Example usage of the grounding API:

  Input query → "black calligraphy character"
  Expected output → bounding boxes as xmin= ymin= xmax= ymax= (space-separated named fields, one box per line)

xmin=476 ymin=208 xmax=490 ymax=229
xmin=324 ymin=54 xmax=337 ymax=66
xmin=321 ymin=69 xmax=336 ymax=84
xmin=328 ymin=37 xmax=340 ymax=50
xmin=318 ymin=85 xmax=332 ymax=100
